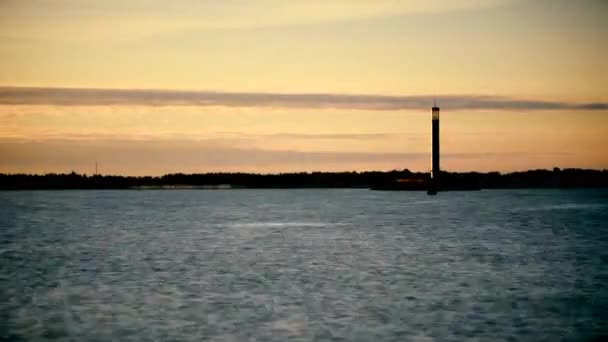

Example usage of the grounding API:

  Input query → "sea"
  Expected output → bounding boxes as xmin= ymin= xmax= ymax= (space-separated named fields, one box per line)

xmin=1 ymin=189 xmax=607 ymax=341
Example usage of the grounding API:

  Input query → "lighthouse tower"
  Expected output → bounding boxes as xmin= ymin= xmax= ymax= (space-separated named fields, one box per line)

xmin=430 ymin=103 xmax=440 ymax=193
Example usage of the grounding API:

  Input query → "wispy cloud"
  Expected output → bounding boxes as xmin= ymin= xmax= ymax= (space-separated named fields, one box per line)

xmin=1 ymin=87 xmax=606 ymax=111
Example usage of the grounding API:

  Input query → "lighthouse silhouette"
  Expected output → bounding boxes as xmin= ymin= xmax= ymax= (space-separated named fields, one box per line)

xmin=428 ymin=102 xmax=440 ymax=195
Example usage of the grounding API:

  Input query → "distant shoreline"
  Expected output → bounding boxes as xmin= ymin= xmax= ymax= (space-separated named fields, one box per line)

xmin=2 ymin=168 xmax=607 ymax=190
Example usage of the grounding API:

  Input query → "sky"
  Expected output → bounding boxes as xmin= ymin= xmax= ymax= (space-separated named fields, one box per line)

xmin=1 ymin=0 xmax=607 ymax=175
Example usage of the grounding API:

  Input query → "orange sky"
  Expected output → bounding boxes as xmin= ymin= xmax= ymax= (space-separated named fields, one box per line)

xmin=1 ymin=0 xmax=607 ymax=175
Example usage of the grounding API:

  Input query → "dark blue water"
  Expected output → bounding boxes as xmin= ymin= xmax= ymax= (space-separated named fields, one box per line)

xmin=1 ymin=189 xmax=607 ymax=341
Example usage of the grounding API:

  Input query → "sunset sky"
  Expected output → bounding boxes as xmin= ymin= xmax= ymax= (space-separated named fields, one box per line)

xmin=1 ymin=0 xmax=607 ymax=175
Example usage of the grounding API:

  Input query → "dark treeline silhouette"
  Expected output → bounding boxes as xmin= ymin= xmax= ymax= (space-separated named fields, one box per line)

xmin=1 ymin=168 xmax=608 ymax=190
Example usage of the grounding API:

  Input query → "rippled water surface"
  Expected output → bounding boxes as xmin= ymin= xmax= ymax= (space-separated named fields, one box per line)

xmin=1 ymin=189 xmax=607 ymax=341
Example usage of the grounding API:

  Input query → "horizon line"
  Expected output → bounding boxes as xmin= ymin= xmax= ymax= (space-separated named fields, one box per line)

xmin=2 ymin=167 xmax=606 ymax=178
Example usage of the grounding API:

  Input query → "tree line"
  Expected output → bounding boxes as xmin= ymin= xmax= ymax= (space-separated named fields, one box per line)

xmin=1 ymin=168 xmax=607 ymax=190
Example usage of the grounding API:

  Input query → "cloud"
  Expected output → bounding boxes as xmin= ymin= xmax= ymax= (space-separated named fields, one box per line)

xmin=1 ymin=87 xmax=606 ymax=111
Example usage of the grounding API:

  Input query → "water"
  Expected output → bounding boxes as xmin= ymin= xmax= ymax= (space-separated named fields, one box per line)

xmin=1 ymin=189 xmax=607 ymax=341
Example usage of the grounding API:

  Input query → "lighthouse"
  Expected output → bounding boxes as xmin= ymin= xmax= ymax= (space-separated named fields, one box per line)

xmin=432 ymin=104 xmax=440 ymax=179
xmin=428 ymin=103 xmax=440 ymax=194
